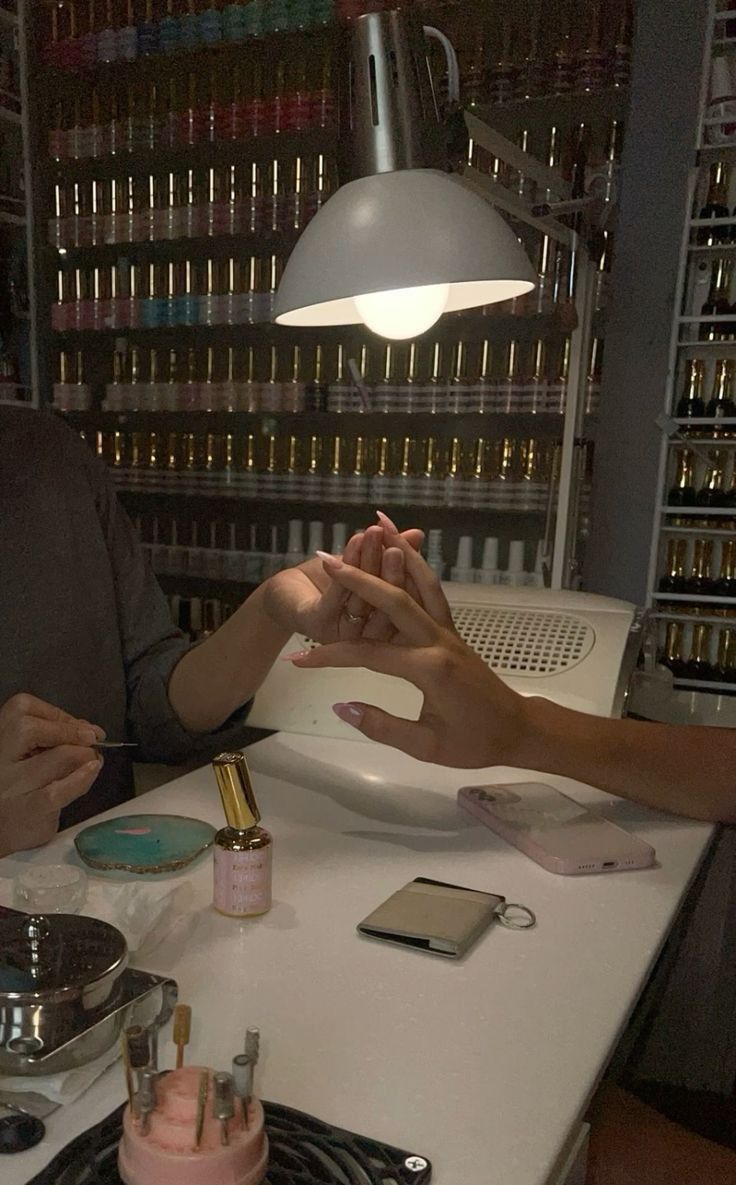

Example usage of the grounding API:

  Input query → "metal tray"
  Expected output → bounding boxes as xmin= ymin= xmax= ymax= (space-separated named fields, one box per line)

xmin=0 ymin=969 xmax=177 ymax=1076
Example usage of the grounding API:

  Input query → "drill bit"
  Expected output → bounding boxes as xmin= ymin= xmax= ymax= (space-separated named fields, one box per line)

xmin=173 ymin=1004 xmax=192 ymax=1070
xmin=121 ymin=1029 xmax=134 ymax=1111
xmin=126 ymin=1025 xmax=150 ymax=1073
xmin=244 ymin=1027 xmax=260 ymax=1066
xmin=213 ymin=1072 xmax=235 ymax=1146
xmin=232 ymin=1054 xmax=252 ymax=1129
xmin=138 ymin=1069 xmax=158 ymax=1136
xmin=194 ymin=1070 xmax=209 ymax=1150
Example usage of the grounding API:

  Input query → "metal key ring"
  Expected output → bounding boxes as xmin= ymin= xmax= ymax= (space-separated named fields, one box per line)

xmin=496 ymin=903 xmax=536 ymax=930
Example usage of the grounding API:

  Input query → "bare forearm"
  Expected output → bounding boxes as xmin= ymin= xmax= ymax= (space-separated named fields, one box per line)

xmin=516 ymin=697 xmax=735 ymax=822
xmin=167 ymin=582 xmax=290 ymax=732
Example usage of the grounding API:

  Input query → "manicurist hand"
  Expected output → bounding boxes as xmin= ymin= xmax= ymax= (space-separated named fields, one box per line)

xmin=283 ymin=558 xmax=529 ymax=768
xmin=0 ymin=694 xmax=104 ymax=857
xmin=263 ymin=514 xmax=426 ymax=645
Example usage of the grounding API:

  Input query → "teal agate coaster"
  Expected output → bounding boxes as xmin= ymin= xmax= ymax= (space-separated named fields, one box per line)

xmin=74 ymin=815 xmax=216 ymax=874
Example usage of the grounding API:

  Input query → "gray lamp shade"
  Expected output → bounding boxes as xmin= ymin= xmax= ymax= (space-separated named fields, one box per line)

xmin=274 ymin=168 xmax=536 ymax=328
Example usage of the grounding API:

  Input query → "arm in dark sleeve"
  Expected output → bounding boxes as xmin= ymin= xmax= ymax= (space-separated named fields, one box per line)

xmin=82 ymin=446 xmax=251 ymax=762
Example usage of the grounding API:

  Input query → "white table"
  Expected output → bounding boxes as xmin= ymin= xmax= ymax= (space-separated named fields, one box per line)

xmin=2 ymin=733 xmax=713 ymax=1185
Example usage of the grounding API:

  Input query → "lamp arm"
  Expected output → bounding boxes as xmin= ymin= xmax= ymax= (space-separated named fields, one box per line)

xmin=423 ymin=25 xmax=460 ymax=105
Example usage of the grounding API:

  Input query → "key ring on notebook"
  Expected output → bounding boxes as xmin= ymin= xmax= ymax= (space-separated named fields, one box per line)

xmin=495 ymin=902 xmax=536 ymax=930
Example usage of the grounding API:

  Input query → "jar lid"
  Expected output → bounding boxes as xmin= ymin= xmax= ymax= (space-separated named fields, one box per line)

xmin=0 ymin=914 xmax=128 ymax=1001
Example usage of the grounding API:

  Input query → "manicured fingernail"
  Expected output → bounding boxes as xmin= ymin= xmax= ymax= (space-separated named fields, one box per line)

xmin=79 ymin=726 xmax=98 ymax=745
xmin=85 ymin=758 xmax=102 ymax=772
xmin=332 ymin=702 xmax=364 ymax=727
xmin=376 ymin=510 xmax=398 ymax=534
xmin=281 ymin=650 xmax=311 ymax=662
xmin=316 ymin=549 xmax=342 ymax=568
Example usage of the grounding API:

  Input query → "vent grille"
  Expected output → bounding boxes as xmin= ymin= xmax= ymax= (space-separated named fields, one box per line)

xmin=303 ymin=606 xmax=595 ymax=679
xmin=449 ymin=606 xmax=595 ymax=677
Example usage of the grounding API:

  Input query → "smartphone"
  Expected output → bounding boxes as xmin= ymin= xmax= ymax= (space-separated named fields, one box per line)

xmin=458 ymin=782 xmax=656 ymax=875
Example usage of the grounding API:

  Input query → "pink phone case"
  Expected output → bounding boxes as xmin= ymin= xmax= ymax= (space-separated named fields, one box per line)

xmin=458 ymin=783 xmax=656 ymax=875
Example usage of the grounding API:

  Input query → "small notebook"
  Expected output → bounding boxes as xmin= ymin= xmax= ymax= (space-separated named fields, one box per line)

xmin=357 ymin=877 xmax=505 ymax=959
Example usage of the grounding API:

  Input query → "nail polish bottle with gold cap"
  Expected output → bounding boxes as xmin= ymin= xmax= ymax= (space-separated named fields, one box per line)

xmin=212 ymin=752 xmax=272 ymax=918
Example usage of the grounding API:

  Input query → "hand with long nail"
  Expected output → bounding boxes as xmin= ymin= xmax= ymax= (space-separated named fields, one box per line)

xmin=0 ymin=693 xmax=105 ymax=857
xmin=262 ymin=512 xmax=427 ymax=645
xmin=282 ymin=556 xmax=736 ymax=823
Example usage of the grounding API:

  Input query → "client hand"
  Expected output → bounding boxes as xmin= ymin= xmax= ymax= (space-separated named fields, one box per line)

xmin=283 ymin=557 xmax=529 ymax=768
xmin=264 ymin=514 xmax=424 ymax=645
xmin=0 ymin=694 xmax=104 ymax=857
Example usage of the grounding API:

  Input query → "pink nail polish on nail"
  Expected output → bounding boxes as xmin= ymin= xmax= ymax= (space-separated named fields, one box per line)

xmin=316 ymin=549 xmax=342 ymax=567
xmin=332 ymin=702 xmax=364 ymax=726
xmin=281 ymin=650 xmax=311 ymax=662
xmin=376 ymin=510 xmax=399 ymax=534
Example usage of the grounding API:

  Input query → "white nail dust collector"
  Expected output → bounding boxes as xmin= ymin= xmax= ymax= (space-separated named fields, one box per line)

xmin=247 ymin=585 xmax=645 ymax=741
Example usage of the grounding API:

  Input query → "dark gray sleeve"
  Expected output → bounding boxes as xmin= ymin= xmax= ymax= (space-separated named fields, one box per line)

xmin=85 ymin=448 xmax=250 ymax=763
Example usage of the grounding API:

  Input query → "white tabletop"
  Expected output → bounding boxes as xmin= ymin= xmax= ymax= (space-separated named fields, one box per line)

xmin=1 ymin=733 xmax=713 ymax=1185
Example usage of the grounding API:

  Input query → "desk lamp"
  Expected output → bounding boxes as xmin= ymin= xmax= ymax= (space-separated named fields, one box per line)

xmin=273 ymin=9 xmax=536 ymax=341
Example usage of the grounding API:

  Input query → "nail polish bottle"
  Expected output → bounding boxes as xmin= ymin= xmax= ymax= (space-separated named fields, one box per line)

xmin=80 ymin=0 xmax=98 ymax=66
xmin=117 ymin=0 xmax=138 ymax=59
xmin=477 ymin=537 xmax=500 ymax=585
xmin=415 ymin=436 xmax=442 ymax=507
xmin=304 ymin=435 xmax=323 ymax=502
xmin=423 ymin=341 xmax=445 ymax=414
xmin=283 ymin=345 xmax=305 ymax=413
xmin=469 ymin=438 xmax=492 ymax=509
xmin=322 ymin=435 xmax=342 ymax=503
xmin=331 ymin=522 xmax=347 ymax=555
xmin=327 ymin=344 xmax=353 ymax=413
xmin=223 ymin=0 xmax=248 ymax=41
xmin=61 ymin=1 xmax=83 ymax=72
xmin=370 ymin=435 xmax=391 ymax=506
xmin=448 ymin=340 xmax=472 ymax=415
xmin=519 ymin=438 xmax=545 ymax=510
xmin=49 ymin=183 xmax=66 ymax=251
xmin=96 ymin=0 xmax=117 ymax=61
xmin=444 ymin=437 xmax=464 ymax=508
xmin=498 ymin=340 xmax=521 ymax=415
xmin=239 ymin=433 xmax=259 ymax=497
xmin=527 ymin=540 xmax=546 ymax=588
xmin=426 ymin=528 xmax=445 ymax=580
xmin=44 ymin=3 xmax=61 ymax=68
xmin=137 ymin=0 xmax=160 ymax=56
xmin=159 ymin=0 xmax=180 ymax=52
xmin=285 ymin=519 xmax=305 ymax=567
xmin=343 ymin=435 xmax=369 ymax=504
xmin=280 ymin=435 xmax=299 ymax=498
xmin=305 ymin=344 xmax=327 ymax=412
xmin=548 ymin=338 xmax=570 ymax=416
xmin=489 ymin=438 xmax=518 ymax=508
xmin=500 ymin=540 xmax=527 ymax=588
xmin=451 ymin=536 xmax=475 ymax=584
xmin=374 ymin=343 xmax=399 ymax=413
xmin=199 ymin=0 xmax=224 ymax=45
xmin=260 ymin=346 xmax=282 ymax=412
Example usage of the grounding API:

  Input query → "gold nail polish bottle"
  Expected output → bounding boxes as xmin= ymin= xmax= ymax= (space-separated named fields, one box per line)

xmin=212 ymin=753 xmax=272 ymax=919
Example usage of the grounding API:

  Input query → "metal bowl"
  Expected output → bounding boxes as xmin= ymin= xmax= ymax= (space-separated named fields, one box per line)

xmin=0 ymin=913 xmax=128 ymax=1062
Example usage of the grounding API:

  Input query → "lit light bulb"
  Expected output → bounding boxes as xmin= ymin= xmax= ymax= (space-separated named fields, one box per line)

xmin=354 ymin=283 xmax=450 ymax=340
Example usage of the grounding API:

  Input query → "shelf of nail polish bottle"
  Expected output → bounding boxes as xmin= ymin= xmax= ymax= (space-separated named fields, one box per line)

xmin=57 ymin=409 xmax=569 ymax=437
xmin=41 ymin=15 xmax=337 ymax=79
xmin=51 ymin=311 xmax=588 ymax=346
xmin=118 ymin=487 xmax=549 ymax=523
xmin=50 ymin=231 xmax=305 ymax=264
xmin=47 ymin=128 xmax=337 ymax=183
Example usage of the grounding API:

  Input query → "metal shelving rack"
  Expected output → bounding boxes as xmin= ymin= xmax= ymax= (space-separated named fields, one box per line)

xmin=31 ymin=0 xmax=630 ymax=635
xmin=645 ymin=0 xmax=736 ymax=695
xmin=0 ymin=0 xmax=38 ymax=404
